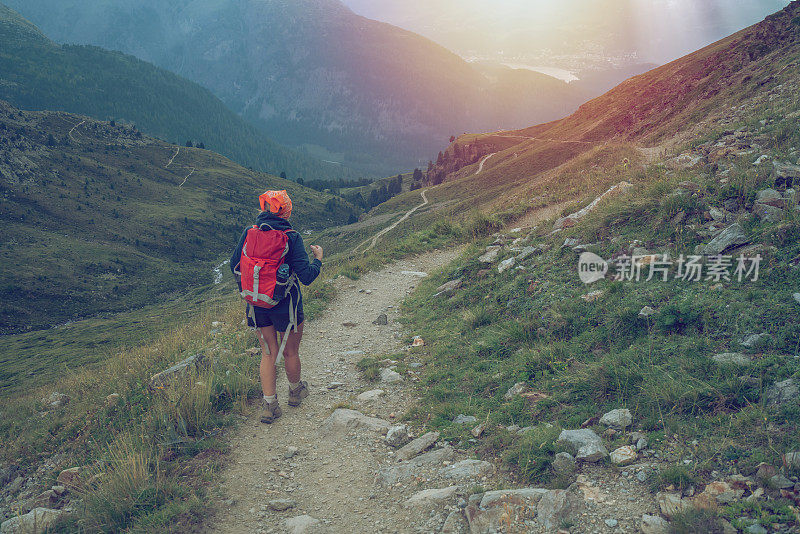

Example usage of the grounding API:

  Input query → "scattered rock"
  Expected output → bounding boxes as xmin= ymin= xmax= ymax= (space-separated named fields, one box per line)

xmin=536 ymin=489 xmax=586 ymax=531
xmin=42 ymin=392 xmax=69 ymax=408
xmin=356 ymin=389 xmax=385 ymax=402
xmin=755 ymin=189 xmax=785 ymax=208
xmin=380 ymin=368 xmax=403 ymax=383
xmin=470 ymin=422 xmax=486 ymax=438
xmin=283 ymin=515 xmax=324 ymax=534
xmin=745 ymin=524 xmax=768 ymax=534
xmin=640 ymin=514 xmax=670 ymax=534
xmin=784 ymin=451 xmax=800 ymax=469
xmin=656 ymin=492 xmax=692 ymax=519
xmin=639 ymin=306 xmax=656 ymax=317
xmin=605 ymin=518 xmax=618 ymax=528
xmin=377 ymin=447 xmax=455 ymax=485
xmin=396 ymin=431 xmax=440 ymax=461
xmin=581 ymin=290 xmax=605 ymax=302
xmin=769 ymin=474 xmax=794 ymax=489
xmin=401 ymin=270 xmax=428 ymax=277
xmin=319 ymin=409 xmax=390 ymax=437
xmin=503 ymin=382 xmax=526 ymax=400
xmin=557 ymin=429 xmax=609 ymax=462
xmin=497 ymin=258 xmax=515 ymax=273
xmin=327 ymin=382 xmax=345 ymax=390
xmin=440 ymin=459 xmax=494 ymax=480
xmin=478 ymin=248 xmax=501 ymax=263
xmin=267 ymin=498 xmax=296 ymax=511
xmin=411 ymin=336 xmax=425 ymax=347
xmin=441 ymin=509 xmax=468 ymax=533
xmin=610 ymin=446 xmax=637 ymax=466
xmin=56 ymin=467 xmax=82 ymax=489
xmin=701 ymin=223 xmax=749 ymax=255
xmin=0 ymin=508 xmax=65 ymax=534
xmin=794 ymin=293 xmax=800 ymax=305
xmin=765 ymin=378 xmax=799 ymax=407
xmin=741 ymin=332 xmax=772 ymax=350
xmin=712 ymin=353 xmax=751 ymax=365
xmin=452 ymin=414 xmax=477 ymax=425
xmin=695 ymin=481 xmax=744 ymax=507
xmin=753 ymin=203 xmax=784 ymax=222
xmin=405 ymin=486 xmax=459 ymax=507
xmin=385 ymin=425 xmax=410 ymax=448
xmin=552 ymin=452 xmax=576 ymax=477
xmin=755 ymin=462 xmax=777 ymax=481
xmin=599 ymin=408 xmax=633 ymax=429
xmin=435 ymin=279 xmax=463 ymax=297
xmin=465 ymin=488 xmax=549 ymax=533
xmin=372 ymin=314 xmax=388 ymax=326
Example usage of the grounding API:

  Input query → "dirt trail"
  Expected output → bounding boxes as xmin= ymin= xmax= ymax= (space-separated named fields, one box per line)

xmin=356 ymin=190 xmax=429 ymax=253
xmin=68 ymin=119 xmax=85 ymax=141
xmin=165 ymin=146 xmax=180 ymax=168
xmin=206 ymin=249 xmax=461 ymax=534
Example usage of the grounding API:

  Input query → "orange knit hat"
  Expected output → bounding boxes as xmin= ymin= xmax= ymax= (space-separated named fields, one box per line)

xmin=259 ymin=190 xmax=292 ymax=219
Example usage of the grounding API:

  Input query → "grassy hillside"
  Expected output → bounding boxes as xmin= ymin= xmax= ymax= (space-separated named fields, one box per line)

xmin=0 ymin=100 xmax=358 ymax=336
xmin=0 ymin=3 xmax=352 ymax=181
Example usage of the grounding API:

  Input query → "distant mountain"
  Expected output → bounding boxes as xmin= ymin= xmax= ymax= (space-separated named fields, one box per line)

xmin=4 ymin=0 xmax=590 ymax=174
xmin=0 ymin=3 xmax=352 ymax=181
xmin=0 ymin=100 xmax=358 ymax=334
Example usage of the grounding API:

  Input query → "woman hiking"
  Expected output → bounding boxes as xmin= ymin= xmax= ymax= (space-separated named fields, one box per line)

xmin=230 ymin=190 xmax=323 ymax=423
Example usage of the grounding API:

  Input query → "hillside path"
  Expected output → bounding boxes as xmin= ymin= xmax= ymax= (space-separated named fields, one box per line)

xmin=357 ymin=190 xmax=429 ymax=253
xmin=205 ymin=248 xmax=462 ymax=534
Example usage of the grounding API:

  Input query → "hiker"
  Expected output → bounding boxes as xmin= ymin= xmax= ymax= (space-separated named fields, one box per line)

xmin=230 ymin=190 xmax=323 ymax=423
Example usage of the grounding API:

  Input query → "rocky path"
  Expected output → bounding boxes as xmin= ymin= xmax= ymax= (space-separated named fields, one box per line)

xmin=206 ymin=249 xmax=478 ymax=534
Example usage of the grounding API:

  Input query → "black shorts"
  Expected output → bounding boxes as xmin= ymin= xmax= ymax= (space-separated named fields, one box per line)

xmin=245 ymin=289 xmax=304 ymax=332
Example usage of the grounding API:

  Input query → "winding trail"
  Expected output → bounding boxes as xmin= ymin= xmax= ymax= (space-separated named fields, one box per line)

xmin=474 ymin=153 xmax=496 ymax=175
xmin=356 ymin=189 xmax=429 ymax=253
xmin=206 ymin=249 xmax=462 ymax=534
xmin=178 ymin=167 xmax=196 ymax=188
xmin=165 ymin=146 xmax=180 ymax=168
xmin=67 ymin=120 xmax=85 ymax=141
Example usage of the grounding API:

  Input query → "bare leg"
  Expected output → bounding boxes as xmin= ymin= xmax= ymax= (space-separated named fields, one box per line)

xmin=281 ymin=322 xmax=304 ymax=384
xmin=257 ymin=326 xmax=280 ymax=397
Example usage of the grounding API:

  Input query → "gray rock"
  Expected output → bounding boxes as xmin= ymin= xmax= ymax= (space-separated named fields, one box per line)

xmin=267 ymin=498 xmax=296 ymax=511
xmin=741 ymin=333 xmax=772 ymax=350
xmin=377 ymin=446 xmax=455 ymax=485
xmin=466 ymin=488 xmax=549 ymax=533
xmin=769 ymin=474 xmax=794 ymax=489
xmin=785 ymin=451 xmax=800 ymax=469
xmin=397 ymin=431 xmax=440 ymax=461
xmin=319 ymin=409 xmax=390 ymax=436
xmin=385 ymin=424 xmax=410 ymax=448
xmin=441 ymin=509 xmax=468 ymax=533
xmin=610 ymin=445 xmax=637 ymax=466
xmin=557 ymin=429 xmax=609 ymax=462
xmin=478 ymin=247 xmax=501 ymax=263
xmin=656 ymin=492 xmax=692 ymax=519
xmin=405 ymin=486 xmax=459 ymax=507
xmin=765 ymin=379 xmax=799 ymax=407
xmin=372 ymin=314 xmax=388 ymax=325
xmin=536 ymin=489 xmax=585 ymax=531
xmin=439 ymin=459 xmax=494 ymax=480
xmin=284 ymin=515 xmax=324 ymax=534
xmin=753 ymin=203 xmax=784 ymax=222
xmin=356 ymin=389 xmax=385 ymax=402
xmin=713 ymin=353 xmax=751 ymax=366
xmin=1 ymin=508 xmax=64 ymax=534
xmin=552 ymin=452 xmax=576 ymax=476
xmin=452 ymin=414 xmax=477 ymax=425
xmin=497 ymin=257 xmax=516 ymax=273
xmin=605 ymin=518 xmax=618 ymax=528
xmin=701 ymin=223 xmax=749 ymax=255
xmin=479 ymin=488 xmax=549 ymax=509
xmin=636 ymin=437 xmax=649 ymax=451
xmin=755 ymin=188 xmax=784 ymax=206
xmin=599 ymin=408 xmax=633 ymax=429
xmin=380 ymin=368 xmax=403 ymax=383
xmin=435 ymin=279 xmax=463 ymax=297
xmin=284 ymin=446 xmax=299 ymax=459
xmin=503 ymin=382 xmax=526 ymax=400
xmin=640 ymin=514 xmax=670 ymax=534
xmin=709 ymin=208 xmax=730 ymax=222
xmin=794 ymin=293 xmax=800 ymax=305
xmin=515 ymin=246 xmax=539 ymax=262
xmin=42 ymin=392 xmax=69 ymax=408
xmin=745 ymin=524 xmax=768 ymax=534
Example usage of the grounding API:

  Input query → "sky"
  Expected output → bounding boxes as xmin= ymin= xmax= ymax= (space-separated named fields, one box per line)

xmin=341 ymin=0 xmax=791 ymax=67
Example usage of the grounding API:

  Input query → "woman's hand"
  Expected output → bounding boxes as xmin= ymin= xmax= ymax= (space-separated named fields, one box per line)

xmin=310 ymin=245 xmax=323 ymax=261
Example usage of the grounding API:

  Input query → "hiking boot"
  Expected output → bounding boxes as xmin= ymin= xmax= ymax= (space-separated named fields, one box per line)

xmin=260 ymin=399 xmax=282 ymax=424
xmin=288 ymin=381 xmax=309 ymax=407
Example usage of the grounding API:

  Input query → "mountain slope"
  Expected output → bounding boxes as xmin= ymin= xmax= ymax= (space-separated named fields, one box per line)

xmin=3 ymin=0 xmax=589 ymax=174
xmin=0 ymin=3 xmax=351 ymax=181
xmin=0 ymin=100 xmax=358 ymax=334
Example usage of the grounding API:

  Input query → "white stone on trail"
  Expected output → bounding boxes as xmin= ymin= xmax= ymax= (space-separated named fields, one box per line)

xmin=380 ymin=368 xmax=403 ymax=383
xmin=377 ymin=447 xmax=455 ymax=485
xmin=284 ymin=515 xmax=324 ymax=534
xmin=404 ymin=486 xmax=459 ymax=507
xmin=267 ymin=498 xmax=296 ymax=511
xmin=439 ymin=459 xmax=494 ymax=480
xmin=557 ymin=429 xmax=609 ymax=462
xmin=600 ymin=408 xmax=633 ymax=429
xmin=356 ymin=389 xmax=385 ymax=402
xmin=400 ymin=270 xmax=428 ymax=277
xmin=319 ymin=409 xmax=390 ymax=437
xmin=284 ymin=446 xmax=299 ymax=459
xmin=396 ymin=431 xmax=439 ymax=461
xmin=610 ymin=445 xmax=637 ymax=466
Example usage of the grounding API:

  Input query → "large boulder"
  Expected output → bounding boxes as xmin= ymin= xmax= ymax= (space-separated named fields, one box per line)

xmin=556 ymin=429 xmax=609 ymax=462
xmin=1 ymin=508 xmax=65 ymax=534
xmin=700 ymin=223 xmax=749 ymax=255
xmin=396 ymin=431 xmax=439 ymax=461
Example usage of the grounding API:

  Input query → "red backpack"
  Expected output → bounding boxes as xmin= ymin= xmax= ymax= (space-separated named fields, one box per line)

xmin=238 ymin=225 xmax=294 ymax=308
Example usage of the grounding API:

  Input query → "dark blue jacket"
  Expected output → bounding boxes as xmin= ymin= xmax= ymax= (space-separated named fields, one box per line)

xmin=230 ymin=212 xmax=322 ymax=289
